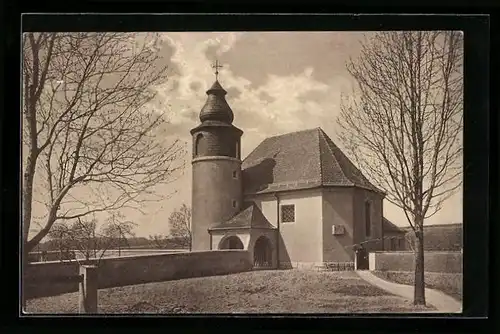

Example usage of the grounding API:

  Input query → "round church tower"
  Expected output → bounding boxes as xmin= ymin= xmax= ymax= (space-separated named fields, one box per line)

xmin=190 ymin=80 xmax=244 ymax=251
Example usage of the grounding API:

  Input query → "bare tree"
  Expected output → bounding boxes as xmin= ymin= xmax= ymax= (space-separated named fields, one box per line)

xmin=69 ymin=218 xmax=103 ymax=261
xmin=102 ymin=212 xmax=137 ymax=257
xmin=47 ymin=221 xmax=73 ymax=260
xmin=148 ymin=234 xmax=170 ymax=249
xmin=337 ymin=31 xmax=463 ymax=305
xmin=22 ymin=32 xmax=185 ymax=255
xmin=48 ymin=217 xmax=117 ymax=263
xmin=168 ymin=204 xmax=192 ymax=251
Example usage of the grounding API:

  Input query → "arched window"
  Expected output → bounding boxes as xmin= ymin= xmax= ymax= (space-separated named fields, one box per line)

xmin=235 ymin=140 xmax=240 ymax=159
xmin=365 ymin=201 xmax=371 ymax=237
xmin=219 ymin=236 xmax=244 ymax=250
xmin=194 ymin=133 xmax=203 ymax=157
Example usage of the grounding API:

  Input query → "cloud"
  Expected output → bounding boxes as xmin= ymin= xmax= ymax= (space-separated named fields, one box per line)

xmin=189 ymin=81 xmax=202 ymax=92
xmin=218 ymin=32 xmax=367 ymax=88
xmin=258 ymin=91 xmax=275 ymax=103
xmin=150 ymin=32 xmax=349 ymax=160
xmin=107 ymin=32 xmax=463 ymax=236
xmin=149 ymin=33 xmax=245 ymax=134
xmin=228 ymin=66 xmax=340 ymax=146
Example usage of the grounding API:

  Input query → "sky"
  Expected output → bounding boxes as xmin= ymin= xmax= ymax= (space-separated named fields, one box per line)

xmin=28 ymin=32 xmax=463 ymax=239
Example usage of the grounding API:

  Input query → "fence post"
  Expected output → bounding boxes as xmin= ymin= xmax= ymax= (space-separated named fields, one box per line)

xmin=79 ymin=265 xmax=98 ymax=314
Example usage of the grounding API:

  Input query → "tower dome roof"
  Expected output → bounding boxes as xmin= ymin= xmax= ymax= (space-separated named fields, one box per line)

xmin=199 ymin=80 xmax=234 ymax=124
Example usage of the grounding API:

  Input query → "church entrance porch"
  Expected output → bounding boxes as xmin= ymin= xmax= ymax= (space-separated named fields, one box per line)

xmin=207 ymin=202 xmax=278 ymax=269
xmin=209 ymin=229 xmax=278 ymax=270
xmin=253 ymin=236 xmax=273 ymax=269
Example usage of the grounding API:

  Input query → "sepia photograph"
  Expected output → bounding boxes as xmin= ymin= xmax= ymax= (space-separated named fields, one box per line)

xmin=21 ymin=29 xmax=464 ymax=315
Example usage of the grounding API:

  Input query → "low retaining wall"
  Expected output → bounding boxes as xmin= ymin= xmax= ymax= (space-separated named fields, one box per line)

xmin=368 ymin=251 xmax=462 ymax=273
xmin=278 ymin=261 xmax=355 ymax=271
xmin=24 ymin=250 xmax=252 ymax=300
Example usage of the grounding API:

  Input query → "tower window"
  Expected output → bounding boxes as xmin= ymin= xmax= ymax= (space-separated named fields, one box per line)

xmin=232 ymin=171 xmax=238 ymax=179
xmin=194 ymin=133 xmax=203 ymax=157
xmin=235 ymin=141 xmax=240 ymax=159
xmin=365 ymin=201 xmax=371 ymax=237
xmin=232 ymin=200 xmax=237 ymax=208
xmin=281 ymin=205 xmax=295 ymax=223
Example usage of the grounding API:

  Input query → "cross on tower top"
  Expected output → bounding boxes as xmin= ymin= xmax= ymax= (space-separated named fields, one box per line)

xmin=211 ymin=59 xmax=223 ymax=81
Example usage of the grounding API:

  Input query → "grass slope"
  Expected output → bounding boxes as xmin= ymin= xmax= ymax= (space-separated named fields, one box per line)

xmin=26 ymin=270 xmax=436 ymax=314
xmin=372 ymin=271 xmax=462 ymax=301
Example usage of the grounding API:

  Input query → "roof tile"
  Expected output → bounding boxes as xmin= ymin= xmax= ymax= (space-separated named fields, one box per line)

xmin=209 ymin=202 xmax=275 ymax=230
xmin=242 ymin=127 xmax=382 ymax=194
xmin=382 ymin=217 xmax=405 ymax=234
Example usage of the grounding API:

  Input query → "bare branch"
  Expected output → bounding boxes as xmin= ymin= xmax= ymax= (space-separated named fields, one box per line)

xmin=22 ymin=33 xmax=187 ymax=253
xmin=337 ymin=31 xmax=463 ymax=228
xmin=168 ymin=204 xmax=192 ymax=251
xmin=336 ymin=31 xmax=462 ymax=305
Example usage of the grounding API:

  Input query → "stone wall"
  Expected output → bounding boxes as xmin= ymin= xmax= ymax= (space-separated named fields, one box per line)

xmin=24 ymin=250 xmax=252 ymax=300
xmin=368 ymin=251 xmax=462 ymax=273
xmin=278 ymin=261 xmax=354 ymax=271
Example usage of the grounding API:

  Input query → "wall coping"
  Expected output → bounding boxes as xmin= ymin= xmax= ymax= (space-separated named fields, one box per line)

xmin=208 ymin=227 xmax=277 ymax=233
xmin=29 ymin=249 xmax=187 ymax=255
xmin=192 ymin=156 xmax=242 ymax=164
xmin=28 ymin=250 xmax=248 ymax=266
xmin=370 ymin=251 xmax=463 ymax=254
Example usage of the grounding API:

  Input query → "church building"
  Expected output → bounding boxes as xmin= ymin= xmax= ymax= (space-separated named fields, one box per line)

xmin=190 ymin=76 xmax=391 ymax=270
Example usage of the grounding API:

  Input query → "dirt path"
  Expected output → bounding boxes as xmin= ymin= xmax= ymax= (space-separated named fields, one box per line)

xmin=356 ymin=271 xmax=462 ymax=313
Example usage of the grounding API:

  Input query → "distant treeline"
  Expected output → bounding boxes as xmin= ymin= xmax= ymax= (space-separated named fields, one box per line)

xmin=34 ymin=236 xmax=190 ymax=252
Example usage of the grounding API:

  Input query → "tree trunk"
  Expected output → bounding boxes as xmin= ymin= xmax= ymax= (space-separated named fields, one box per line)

xmin=22 ymin=155 xmax=37 ymax=252
xmin=21 ymin=251 xmax=28 ymax=312
xmin=413 ymin=228 xmax=426 ymax=305
xmin=25 ymin=207 xmax=59 ymax=254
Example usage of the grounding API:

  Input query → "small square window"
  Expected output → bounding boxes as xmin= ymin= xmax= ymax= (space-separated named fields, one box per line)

xmin=232 ymin=171 xmax=237 ymax=179
xmin=281 ymin=205 xmax=295 ymax=223
xmin=232 ymin=200 xmax=237 ymax=208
